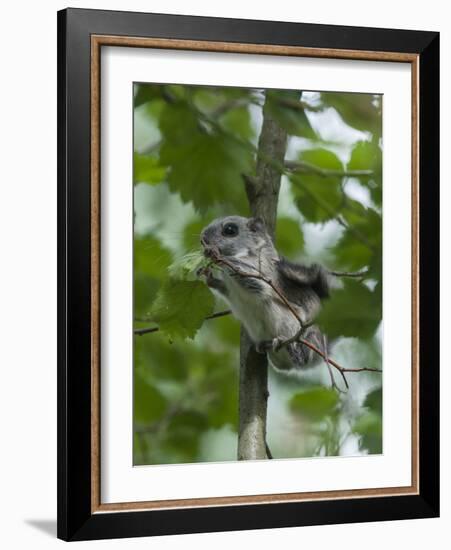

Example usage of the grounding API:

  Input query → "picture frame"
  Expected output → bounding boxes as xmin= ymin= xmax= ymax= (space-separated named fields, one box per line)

xmin=57 ymin=7 xmax=439 ymax=541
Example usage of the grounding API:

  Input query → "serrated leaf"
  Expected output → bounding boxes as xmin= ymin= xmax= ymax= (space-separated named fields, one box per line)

xmin=149 ymin=280 xmax=215 ymax=339
xmin=158 ymin=103 xmax=251 ymax=213
xmin=317 ymin=279 xmax=381 ymax=339
xmin=134 ymin=153 xmax=166 ymax=185
xmin=290 ymin=387 xmax=339 ymax=421
xmin=168 ymin=251 xmax=209 ymax=281
xmin=220 ymin=106 xmax=254 ymax=140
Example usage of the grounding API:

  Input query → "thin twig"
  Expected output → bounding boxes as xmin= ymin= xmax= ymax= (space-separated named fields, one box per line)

xmin=285 ymin=160 xmax=373 ymax=178
xmin=205 ymin=248 xmax=304 ymax=327
xmin=161 ymin=86 xmax=376 ymax=253
xmin=329 ymin=269 xmax=369 ymax=278
xmin=134 ymin=309 xmax=232 ymax=336
xmin=322 ymin=334 xmax=346 ymax=393
xmin=134 ymin=326 xmax=160 ymax=336
xmin=288 ymin=161 xmax=374 ymax=178
xmin=206 ymin=249 xmax=381 ymax=385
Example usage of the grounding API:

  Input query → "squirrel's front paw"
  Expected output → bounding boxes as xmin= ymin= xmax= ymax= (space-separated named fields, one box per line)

xmin=256 ymin=338 xmax=285 ymax=354
xmin=255 ymin=341 xmax=271 ymax=354
xmin=197 ymin=266 xmax=214 ymax=286
xmin=271 ymin=337 xmax=286 ymax=352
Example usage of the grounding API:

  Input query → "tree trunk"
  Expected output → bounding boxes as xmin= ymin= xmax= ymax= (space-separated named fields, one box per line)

xmin=237 ymin=96 xmax=288 ymax=460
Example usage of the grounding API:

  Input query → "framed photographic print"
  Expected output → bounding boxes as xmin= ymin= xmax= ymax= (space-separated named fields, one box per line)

xmin=57 ymin=8 xmax=439 ymax=541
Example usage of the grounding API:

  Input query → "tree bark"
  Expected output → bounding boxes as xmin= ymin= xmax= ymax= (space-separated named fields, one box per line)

xmin=237 ymin=96 xmax=288 ymax=460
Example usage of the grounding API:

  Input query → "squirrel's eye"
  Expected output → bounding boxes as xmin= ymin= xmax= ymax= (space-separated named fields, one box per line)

xmin=222 ymin=223 xmax=239 ymax=237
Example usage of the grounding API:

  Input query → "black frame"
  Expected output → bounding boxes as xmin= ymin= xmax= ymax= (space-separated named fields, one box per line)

xmin=57 ymin=7 xmax=439 ymax=541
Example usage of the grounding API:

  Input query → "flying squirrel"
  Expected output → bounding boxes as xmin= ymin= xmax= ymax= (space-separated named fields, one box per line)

xmin=199 ymin=215 xmax=332 ymax=372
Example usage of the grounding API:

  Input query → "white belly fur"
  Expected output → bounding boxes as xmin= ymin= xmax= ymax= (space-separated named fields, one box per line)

xmin=222 ymin=273 xmax=298 ymax=344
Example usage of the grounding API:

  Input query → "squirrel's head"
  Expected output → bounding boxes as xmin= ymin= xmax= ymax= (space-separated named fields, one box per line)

xmin=200 ymin=216 xmax=273 ymax=259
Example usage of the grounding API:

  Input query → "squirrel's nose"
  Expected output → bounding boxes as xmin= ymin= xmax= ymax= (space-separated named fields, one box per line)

xmin=200 ymin=233 xmax=209 ymax=246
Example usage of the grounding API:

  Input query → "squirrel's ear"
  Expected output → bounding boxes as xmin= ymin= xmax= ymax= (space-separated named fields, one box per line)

xmin=248 ymin=217 xmax=265 ymax=232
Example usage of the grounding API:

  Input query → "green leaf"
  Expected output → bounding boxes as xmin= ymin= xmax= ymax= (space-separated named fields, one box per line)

xmin=275 ymin=217 xmax=304 ymax=258
xmin=348 ymin=141 xmax=382 ymax=206
xmin=317 ymin=279 xmax=382 ymax=339
xmin=334 ymin=230 xmax=373 ymax=271
xmin=290 ymin=173 xmax=342 ymax=223
xmin=290 ymin=148 xmax=344 ymax=223
xmin=134 ymin=83 xmax=165 ymax=108
xmin=134 ymin=274 xmax=160 ymax=318
xmin=134 ymin=371 xmax=167 ymax=424
xmin=159 ymin=103 xmax=251 ymax=213
xmin=300 ymin=148 xmax=343 ymax=171
xmin=168 ymin=251 xmax=209 ymax=281
xmin=321 ymin=92 xmax=382 ymax=138
xmin=364 ymin=388 xmax=383 ymax=415
xmin=334 ymin=207 xmax=382 ymax=273
xmin=134 ymin=235 xmax=172 ymax=279
xmin=348 ymin=141 xmax=380 ymax=171
xmin=133 ymin=236 xmax=172 ymax=318
xmin=220 ymin=106 xmax=254 ymax=140
xmin=134 ymin=153 xmax=166 ymax=185
xmin=159 ymin=102 xmax=198 ymax=141
xmin=266 ymin=90 xmax=317 ymax=139
xmin=290 ymin=387 xmax=339 ymax=421
xmin=149 ymin=280 xmax=215 ymax=339
xmin=340 ymin=198 xmax=368 ymax=226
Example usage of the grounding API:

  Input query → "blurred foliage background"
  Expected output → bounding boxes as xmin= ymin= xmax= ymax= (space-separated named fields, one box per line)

xmin=133 ymin=83 xmax=383 ymax=465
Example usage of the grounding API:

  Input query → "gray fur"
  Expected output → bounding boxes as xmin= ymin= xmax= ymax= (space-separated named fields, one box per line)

xmin=200 ymin=216 xmax=330 ymax=372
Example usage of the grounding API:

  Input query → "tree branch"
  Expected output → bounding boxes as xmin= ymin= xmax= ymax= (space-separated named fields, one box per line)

xmin=237 ymin=94 xmax=288 ymax=461
xmin=160 ymin=89 xmax=374 ymax=251
xmin=162 ymin=86 xmax=375 ymax=253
